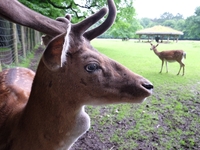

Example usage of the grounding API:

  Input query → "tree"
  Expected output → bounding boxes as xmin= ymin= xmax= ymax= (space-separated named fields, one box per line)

xmin=195 ymin=6 xmax=200 ymax=16
xmin=184 ymin=6 xmax=200 ymax=39
xmin=18 ymin=0 xmax=66 ymax=19
xmin=140 ymin=18 xmax=153 ymax=28
xmin=173 ymin=13 xmax=183 ymax=20
xmin=107 ymin=0 xmax=140 ymax=38
xmin=162 ymin=20 xmax=176 ymax=28
xmin=160 ymin=12 xmax=174 ymax=20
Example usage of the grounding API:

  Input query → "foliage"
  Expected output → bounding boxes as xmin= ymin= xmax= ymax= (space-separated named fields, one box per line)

xmin=103 ymin=0 xmax=141 ymax=38
xmin=19 ymin=0 xmax=65 ymax=19
xmin=184 ymin=6 xmax=200 ymax=39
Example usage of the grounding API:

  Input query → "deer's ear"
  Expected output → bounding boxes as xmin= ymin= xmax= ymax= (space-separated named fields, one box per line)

xmin=42 ymin=25 xmax=71 ymax=71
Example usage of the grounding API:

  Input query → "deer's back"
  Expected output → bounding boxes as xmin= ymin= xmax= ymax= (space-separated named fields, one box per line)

xmin=0 ymin=67 xmax=35 ymax=148
xmin=160 ymin=50 xmax=184 ymax=61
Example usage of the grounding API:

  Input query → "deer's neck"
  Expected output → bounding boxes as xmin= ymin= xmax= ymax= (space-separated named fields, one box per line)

xmin=153 ymin=48 xmax=161 ymax=57
xmin=14 ymin=62 xmax=90 ymax=150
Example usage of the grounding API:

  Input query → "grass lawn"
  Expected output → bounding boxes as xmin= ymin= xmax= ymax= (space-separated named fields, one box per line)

xmin=75 ymin=39 xmax=200 ymax=149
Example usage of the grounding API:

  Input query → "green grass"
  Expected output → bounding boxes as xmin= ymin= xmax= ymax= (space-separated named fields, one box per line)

xmin=84 ymin=39 xmax=200 ymax=149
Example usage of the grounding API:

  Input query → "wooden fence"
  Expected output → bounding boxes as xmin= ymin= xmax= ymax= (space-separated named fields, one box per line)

xmin=0 ymin=17 xmax=41 ymax=71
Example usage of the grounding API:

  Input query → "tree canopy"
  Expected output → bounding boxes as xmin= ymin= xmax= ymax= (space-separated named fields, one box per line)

xmin=184 ymin=6 xmax=200 ymax=39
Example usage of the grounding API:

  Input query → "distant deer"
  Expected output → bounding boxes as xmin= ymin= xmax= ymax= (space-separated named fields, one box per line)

xmin=150 ymin=43 xmax=186 ymax=76
xmin=0 ymin=0 xmax=153 ymax=149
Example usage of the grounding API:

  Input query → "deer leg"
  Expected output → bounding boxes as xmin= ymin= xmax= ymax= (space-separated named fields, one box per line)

xmin=165 ymin=61 xmax=168 ymax=73
xmin=182 ymin=63 xmax=185 ymax=76
xmin=159 ymin=60 xmax=164 ymax=73
xmin=177 ymin=63 xmax=182 ymax=75
xmin=177 ymin=62 xmax=185 ymax=76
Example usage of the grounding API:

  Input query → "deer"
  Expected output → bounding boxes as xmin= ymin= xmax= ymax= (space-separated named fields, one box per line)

xmin=0 ymin=0 xmax=153 ymax=149
xmin=150 ymin=43 xmax=186 ymax=76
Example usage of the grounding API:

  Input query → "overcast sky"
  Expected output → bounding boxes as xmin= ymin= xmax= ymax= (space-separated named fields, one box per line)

xmin=134 ymin=0 xmax=200 ymax=19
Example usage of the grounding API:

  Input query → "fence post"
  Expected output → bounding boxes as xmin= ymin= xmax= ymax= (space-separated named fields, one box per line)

xmin=21 ymin=26 xmax=26 ymax=59
xmin=27 ymin=28 xmax=31 ymax=52
xmin=31 ymin=29 xmax=34 ymax=50
xmin=12 ymin=23 xmax=18 ymax=65
xmin=35 ymin=30 xmax=39 ymax=45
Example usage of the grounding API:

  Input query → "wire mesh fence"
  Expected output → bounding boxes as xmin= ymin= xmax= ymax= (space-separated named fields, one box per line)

xmin=0 ymin=17 xmax=41 ymax=71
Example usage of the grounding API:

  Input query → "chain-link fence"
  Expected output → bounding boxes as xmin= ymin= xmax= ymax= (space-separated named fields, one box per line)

xmin=0 ymin=17 xmax=41 ymax=71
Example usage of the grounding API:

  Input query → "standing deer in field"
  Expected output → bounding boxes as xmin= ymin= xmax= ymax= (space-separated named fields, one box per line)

xmin=150 ymin=43 xmax=186 ymax=76
xmin=0 ymin=0 xmax=153 ymax=149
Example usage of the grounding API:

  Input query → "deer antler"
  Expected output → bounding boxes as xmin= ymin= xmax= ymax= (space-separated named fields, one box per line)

xmin=0 ymin=0 xmax=115 ymax=41
xmin=0 ymin=0 xmax=67 ymax=37
xmin=83 ymin=0 xmax=116 ymax=40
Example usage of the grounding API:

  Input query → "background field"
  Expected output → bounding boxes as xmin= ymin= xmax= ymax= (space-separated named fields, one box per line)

xmin=71 ymin=39 xmax=200 ymax=150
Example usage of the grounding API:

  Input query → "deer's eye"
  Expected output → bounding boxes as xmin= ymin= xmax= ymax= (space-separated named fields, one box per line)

xmin=85 ymin=63 xmax=100 ymax=73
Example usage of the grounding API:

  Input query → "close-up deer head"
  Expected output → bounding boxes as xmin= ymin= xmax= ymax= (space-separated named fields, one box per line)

xmin=0 ymin=0 xmax=153 ymax=149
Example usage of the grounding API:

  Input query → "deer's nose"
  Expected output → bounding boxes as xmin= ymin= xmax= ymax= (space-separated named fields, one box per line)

xmin=142 ymin=83 xmax=154 ymax=90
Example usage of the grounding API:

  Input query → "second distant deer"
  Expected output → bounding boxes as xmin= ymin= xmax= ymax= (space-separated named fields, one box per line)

xmin=150 ymin=43 xmax=186 ymax=76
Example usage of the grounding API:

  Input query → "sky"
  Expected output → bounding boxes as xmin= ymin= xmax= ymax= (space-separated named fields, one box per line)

xmin=134 ymin=0 xmax=200 ymax=19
